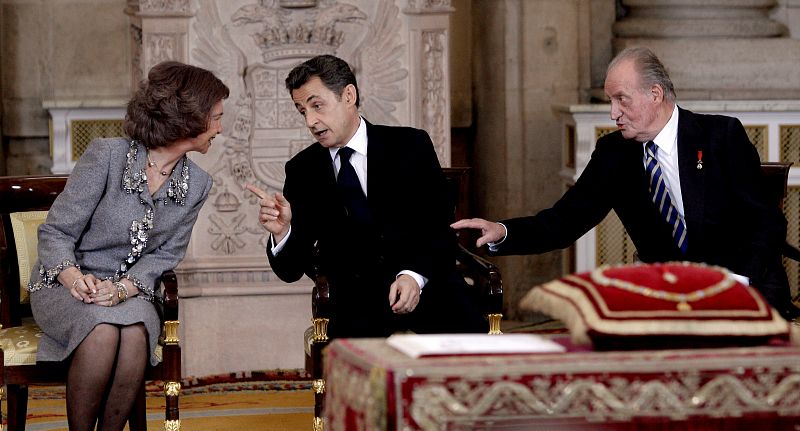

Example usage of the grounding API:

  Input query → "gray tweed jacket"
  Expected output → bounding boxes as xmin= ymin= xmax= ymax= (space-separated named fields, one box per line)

xmin=29 ymin=137 xmax=212 ymax=299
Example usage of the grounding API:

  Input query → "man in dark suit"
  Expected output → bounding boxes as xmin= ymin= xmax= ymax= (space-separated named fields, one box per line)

xmin=452 ymin=47 xmax=799 ymax=319
xmin=248 ymin=55 xmax=482 ymax=337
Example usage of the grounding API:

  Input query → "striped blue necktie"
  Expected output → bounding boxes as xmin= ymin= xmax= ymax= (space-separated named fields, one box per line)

xmin=644 ymin=142 xmax=688 ymax=254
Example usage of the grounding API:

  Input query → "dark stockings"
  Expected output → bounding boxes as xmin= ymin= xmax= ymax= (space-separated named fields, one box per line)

xmin=66 ymin=323 xmax=148 ymax=431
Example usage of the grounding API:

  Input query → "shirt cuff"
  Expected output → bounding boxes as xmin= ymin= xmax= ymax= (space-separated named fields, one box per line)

xmin=397 ymin=270 xmax=428 ymax=293
xmin=731 ymin=272 xmax=750 ymax=286
xmin=487 ymin=222 xmax=508 ymax=253
xmin=269 ymin=226 xmax=292 ymax=255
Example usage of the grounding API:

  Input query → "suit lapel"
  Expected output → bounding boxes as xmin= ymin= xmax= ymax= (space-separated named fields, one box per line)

xmin=310 ymin=143 xmax=338 ymax=197
xmin=676 ymin=107 xmax=705 ymax=238
xmin=365 ymin=121 xmax=388 ymax=204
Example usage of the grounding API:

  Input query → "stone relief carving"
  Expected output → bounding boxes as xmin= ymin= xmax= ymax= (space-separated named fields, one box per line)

xmin=422 ymin=30 xmax=447 ymax=163
xmin=231 ymin=0 xmax=367 ymax=63
xmin=280 ymin=0 xmax=317 ymax=7
xmin=191 ymin=0 xmax=410 ymax=255
xmin=177 ymin=268 xmax=277 ymax=287
xmin=208 ymin=213 xmax=247 ymax=254
xmin=139 ymin=0 xmax=191 ymax=14
xmin=405 ymin=0 xmax=453 ymax=13
xmin=145 ymin=33 xmax=179 ymax=72
xmin=130 ymin=24 xmax=144 ymax=88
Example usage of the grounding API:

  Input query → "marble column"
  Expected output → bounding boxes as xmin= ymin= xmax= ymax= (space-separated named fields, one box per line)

xmin=471 ymin=0 xmax=593 ymax=320
xmin=614 ymin=0 xmax=800 ymax=99
xmin=615 ymin=0 xmax=784 ymax=38
xmin=125 ymin=0 xmax=194 ymax=91
xmin=405 ymin=0 xmax=454 ymax=164
xmin=771 ymin=0 xmax=800 ymax=38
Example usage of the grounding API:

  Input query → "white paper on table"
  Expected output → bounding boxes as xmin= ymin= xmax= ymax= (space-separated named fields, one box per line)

xmin=386 ymin=333 xmax=566 ymax=358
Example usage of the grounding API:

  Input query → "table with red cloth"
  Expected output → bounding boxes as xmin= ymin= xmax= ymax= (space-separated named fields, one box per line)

xmin=324 ymin=337 xmax=800 ymax=431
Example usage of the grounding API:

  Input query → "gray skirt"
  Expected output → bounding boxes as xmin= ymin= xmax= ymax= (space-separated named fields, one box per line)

xmin=30 ymin=285 xmax=162 ymax=366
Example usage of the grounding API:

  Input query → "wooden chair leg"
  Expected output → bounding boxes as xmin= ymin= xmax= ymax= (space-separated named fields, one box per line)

xmin=162 ymin=340 xmax=181 ymax=430
xmin=310 ymin=318 xmax=329 ymax=431
xmin=127 ymin=381 xmax=148 ymax=431
xmin=313 ymin=377 xmax=325 ymax=431
xmin=164 ymin=381 xmax=180 ymax=430
xmin=6 ymin=384 xmax=28 ymax=431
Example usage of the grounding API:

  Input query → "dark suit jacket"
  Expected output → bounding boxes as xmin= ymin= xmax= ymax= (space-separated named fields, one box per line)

xmin=495 ymin=107 xmax=793 ymax=315
xmin=268 ymin=121 xmax=478 ymax=336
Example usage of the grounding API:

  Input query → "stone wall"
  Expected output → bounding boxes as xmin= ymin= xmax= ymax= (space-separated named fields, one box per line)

xmin=1 ymin=0 xmax=131 ymax=175
xmin=613 ymin=0 xmax=800 ymax=100
xmin=470 ymin=0 xmax=615 ymax=320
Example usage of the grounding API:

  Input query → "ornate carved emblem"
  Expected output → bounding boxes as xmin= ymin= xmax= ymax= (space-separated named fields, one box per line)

xmin=191 ymin=0 xmax=409 ymax=254
xmin=232 ymin=0 xmax=367 ymax=63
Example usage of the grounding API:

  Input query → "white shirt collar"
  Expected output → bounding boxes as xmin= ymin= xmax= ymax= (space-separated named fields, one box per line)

xmin=329 ymin=117 xmax=367 ymax=161
xmin=650 ymin=104 xmax=679 ymax=156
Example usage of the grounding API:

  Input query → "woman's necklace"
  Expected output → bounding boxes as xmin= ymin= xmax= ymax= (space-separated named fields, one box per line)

xmin=146 ymin=152 xmax=170 ymax=176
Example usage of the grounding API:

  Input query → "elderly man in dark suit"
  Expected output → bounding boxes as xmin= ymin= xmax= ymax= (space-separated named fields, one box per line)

xmin=453 ymin=46 xmax=799 ymax=319
xmin=248 ymin=55 xmax=482 ymax=337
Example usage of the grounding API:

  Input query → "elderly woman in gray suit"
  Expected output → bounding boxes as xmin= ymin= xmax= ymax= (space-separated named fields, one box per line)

xmin=27 ymin=61 xmax=227 ymax=431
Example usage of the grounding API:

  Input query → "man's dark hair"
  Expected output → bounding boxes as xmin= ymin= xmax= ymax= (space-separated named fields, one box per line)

xmin=124 ymin=61 xmax=230 ymax=148
xmin=285 ymin=55 xmax=360 ymax=107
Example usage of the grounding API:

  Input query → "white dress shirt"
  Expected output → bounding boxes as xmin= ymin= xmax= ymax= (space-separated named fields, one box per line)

xmin=645 ymin=104 xmax=685 ymax=219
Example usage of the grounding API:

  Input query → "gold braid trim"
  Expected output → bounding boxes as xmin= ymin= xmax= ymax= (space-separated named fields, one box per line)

xmin=523 ymin=279 xmax=788 ymax=340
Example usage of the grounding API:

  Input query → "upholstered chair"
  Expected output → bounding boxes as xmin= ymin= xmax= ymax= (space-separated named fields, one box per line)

xmin=0 ymin=175 xmax=182 ymax=431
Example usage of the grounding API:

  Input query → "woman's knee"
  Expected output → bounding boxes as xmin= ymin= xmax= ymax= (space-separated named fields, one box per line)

xmin=86 ymin=323 xmax=120 ymax=344
xmin=120 ymin=323 xmax=148 ymax=345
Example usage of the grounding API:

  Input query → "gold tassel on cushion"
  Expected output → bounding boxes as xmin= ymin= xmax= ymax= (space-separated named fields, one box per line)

xmin=520 ymin=281 xmax=591 ymax=345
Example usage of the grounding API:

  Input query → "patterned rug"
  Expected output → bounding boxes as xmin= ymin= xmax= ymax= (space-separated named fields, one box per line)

xmin=504 ymin=318 xmax=569 ymax=334
xmin=12 ymin=369 xmax=314 ymax=431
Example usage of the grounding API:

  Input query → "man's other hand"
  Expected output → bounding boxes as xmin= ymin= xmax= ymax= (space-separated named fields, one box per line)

xmin=450 ymin=218 xmax=506 ymax=248
xmin=389 ymin=274 xmax=420 ymax=314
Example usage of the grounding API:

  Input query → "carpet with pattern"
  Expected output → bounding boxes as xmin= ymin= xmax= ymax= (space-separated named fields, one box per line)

xmin=8 ymin=369 xmax=314 ymax=431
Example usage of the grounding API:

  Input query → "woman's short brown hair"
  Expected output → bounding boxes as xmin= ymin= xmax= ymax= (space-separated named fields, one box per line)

xmin=124 ymin=61 xmax=229 ymax=148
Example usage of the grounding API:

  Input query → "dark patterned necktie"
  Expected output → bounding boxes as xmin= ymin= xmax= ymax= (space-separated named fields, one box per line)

xmin=644 ymin=141 xmax=688 ymax=254
xmin=336 ymin=147 xmax=371 ymax=224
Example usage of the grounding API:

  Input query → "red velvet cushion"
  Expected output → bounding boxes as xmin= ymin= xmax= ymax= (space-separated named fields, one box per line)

xmin=520 ymin=262 xmax=790 ymax=350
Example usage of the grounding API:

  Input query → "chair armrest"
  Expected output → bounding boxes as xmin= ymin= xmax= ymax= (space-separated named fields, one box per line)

xmin=455 ymin=244 xmax=503 ymax=316
xmin=312 ymin=273 xmax=331 ymax=320
xmin=160 ymin=270 xmax=179 ymax=322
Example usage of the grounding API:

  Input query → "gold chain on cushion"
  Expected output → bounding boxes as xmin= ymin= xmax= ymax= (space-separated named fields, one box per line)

xmin=591 ymin=262 xmax=736 ymax=311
